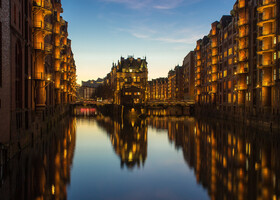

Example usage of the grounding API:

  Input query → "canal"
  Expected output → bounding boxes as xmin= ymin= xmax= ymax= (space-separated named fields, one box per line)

xmin=0 ymin=114 xmax=280 ymax=200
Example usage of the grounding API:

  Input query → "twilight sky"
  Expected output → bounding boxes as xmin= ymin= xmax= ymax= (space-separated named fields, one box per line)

xmin=61 ymin=0 xmax=236 ymax=83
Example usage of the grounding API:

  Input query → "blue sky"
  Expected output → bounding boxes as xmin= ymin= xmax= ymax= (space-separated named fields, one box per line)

xmin=61 ymin=0 xmax=236 ymax=83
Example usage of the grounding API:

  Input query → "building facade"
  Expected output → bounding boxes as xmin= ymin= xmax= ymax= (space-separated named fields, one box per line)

xmin=0 ymin=0 xmax=77 ymax=162
xmin=182 ymin=51 xmax=195 ymax=100
xmin=109 ymin=56 xmax=148 ymax=105
xmin=147 ymin=78 xmax=168 ymax=101
xmin=193 ymin=0 xmax=280 ymax=122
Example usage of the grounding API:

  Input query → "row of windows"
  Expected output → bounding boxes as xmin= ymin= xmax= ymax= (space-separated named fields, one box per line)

xmin=124 ymin=92 xmax=141 ymax=96
xmin=118 ymin=77 xmax=143 ymax=83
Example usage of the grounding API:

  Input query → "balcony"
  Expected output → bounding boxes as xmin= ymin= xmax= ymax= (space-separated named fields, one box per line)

xmin=33 ymin=0 xmax=52 ymax=13
xmin=33 ymin=72 xmax=45 ymax=80
xmin=238 ymin=31 xmax=249 ymax=38
xmin=257 ymin=30 xmax=276 ymax=40
xmin=34 ymin=42 xmax=44 ymax=50
xmin=44 ymin=43 xmax=53 ymax=54
xmin=238 ymin=41 xmax=249 ymax=50
xmin=33 ymin=42 xmax=53 ymax=54
xmin=238 ymin=19 xmax=248 ymax=27
xmin=262 ymin=81 xmax=273 ymax=87
xmin=258 ymin=60 xmax=276 ymax=68
xmin=257 ymin=18 xmax=276 ymax=27
xmin=257 ymin=1 xmax=276 ymax=13
xmin=235 ymin=85 xmax=248 ymax=91
xmin=44 ymin=22 xmax=53 ymax=32
xmin=238 ymin=0 xmax=246 ymax=9
xmin=33 ymin=21 xmax=52 ymax=33
xmin=211 ymin=76 xmax=218 ymax=82
xmin=257 ymin=47 xmax=276 ymax=54
xmin=54 ymin=66 xmax=61 ymax=72
xmin=237 ymin=64 xmax=249 ymax=74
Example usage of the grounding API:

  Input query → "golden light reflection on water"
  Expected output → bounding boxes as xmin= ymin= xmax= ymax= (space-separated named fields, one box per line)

xmin=1 ymin=115 xmax=280 ymax=200
xmin=0 ymin=118 xmax=76 ymax=200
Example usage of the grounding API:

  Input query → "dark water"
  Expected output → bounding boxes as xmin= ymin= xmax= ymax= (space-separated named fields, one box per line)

xmin=1 ymin=115 xmax=280 ymax=200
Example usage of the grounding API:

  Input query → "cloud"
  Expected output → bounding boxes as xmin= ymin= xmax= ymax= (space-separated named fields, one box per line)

xmin=117 ymin=25 xmax=204 ymax=46
xmin=131 ymin=33 xmax=150 ymax=39
xmin=100 ymin=0 xmax=184 ymax=10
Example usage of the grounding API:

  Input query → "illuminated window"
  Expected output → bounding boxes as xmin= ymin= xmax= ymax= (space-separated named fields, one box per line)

xmin=246 ymin=92 xmax=251 ymax=101
xmin=274 ymin=52 xmax=277 ymax=60
xmin=228 ymin=48 xmax=232 ymax=55
xmin=224 ymin=51 xmax=227 ymax=57
xmin=273 ymin=69 xmax=276 ymax=80
xmin=228 ymin=93 xmax=232 ymax=103
xmin=228 ymin=58 xmax=232 ymax=65
xmin=223 ymin=70 xmax=227 ymax=77
xmin=274 ymin=37 xmax=277 ymax=45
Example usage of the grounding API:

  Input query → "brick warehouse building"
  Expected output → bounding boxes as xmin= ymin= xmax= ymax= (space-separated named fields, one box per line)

xmin=108 ymin=56 xmax=148 ymax=105
xmin=193 ymin=0 xmax=280 ymax=125
xmin=0 ymin=0 xmax=77 ymax=162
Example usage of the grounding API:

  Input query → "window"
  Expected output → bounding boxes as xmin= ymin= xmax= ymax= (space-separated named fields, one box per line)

xmin=228 ymin=93 xmax=232 ymax=103
xmin=223 ymin=70 xmax=227 ymax=77
xmin=224 ymin=51 xmax=227 ymax=58
xmin=246 ymin=92 xmax=251 ymax=101
xmin=273 ymin=69 xmax=276 ymax=81
xmin=224 ymin=32 xmax=228 ymax=39
xmin=274 ymin=52 xmax=277 ymax=60
xmin=228 ymin=48 xmax=232 ymax=56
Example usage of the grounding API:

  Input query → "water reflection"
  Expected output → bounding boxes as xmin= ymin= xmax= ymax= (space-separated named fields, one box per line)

xmin=94 ymin=115 xmax=280 ymax=199
xmin=96 ymin=116 xmax=147 ymax=169
xmin=147 ymin=117 xmax=280 ymax=200
xmin=1 ymin=115 xmax=280 ymax=200
xmin=0 ymin=118 xmax=76 ymax=200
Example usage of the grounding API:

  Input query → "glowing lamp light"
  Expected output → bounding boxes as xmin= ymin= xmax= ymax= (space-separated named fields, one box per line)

xmin=46 ymin=74 xmax=52 ymax=82
xmin=51 ymin=185 xmax=55 ymax=195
